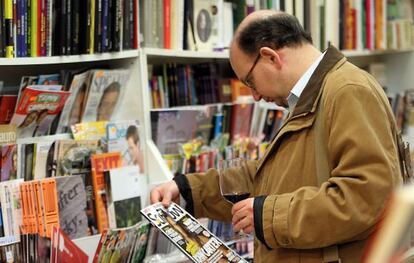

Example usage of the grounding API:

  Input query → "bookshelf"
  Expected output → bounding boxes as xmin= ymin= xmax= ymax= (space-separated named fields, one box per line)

xmin=140 ymin=47 xmax=414 ymax=183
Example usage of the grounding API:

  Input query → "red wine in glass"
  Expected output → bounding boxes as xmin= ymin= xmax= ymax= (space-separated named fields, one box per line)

xmin=223 ymin=192 xmax=251 ymax=204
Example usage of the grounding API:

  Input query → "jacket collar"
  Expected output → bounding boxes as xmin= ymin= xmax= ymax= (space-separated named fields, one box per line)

xmin=291 ymin=45 xmax=345 ymax=117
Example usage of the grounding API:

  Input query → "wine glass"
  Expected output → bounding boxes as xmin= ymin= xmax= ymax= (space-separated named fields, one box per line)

xmin=219 ymin=158 xmax=252 ymax=239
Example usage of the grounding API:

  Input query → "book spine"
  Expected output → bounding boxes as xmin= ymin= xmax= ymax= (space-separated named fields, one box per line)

xmin=89 ymin=0 xmax=94 ymax=53
xmin=71 ymin=0 xmax=79 ymax=54
xmin=5 ymin=0 xmax=14 ymax=58
xmin=65 ymin=0 xmax=71 ymax=54
xmin=101 ymin=0 xmax=107 ymax=52
xmin=39 ymin=0 xmax=46 ymax=56
xmin=30 ymin=0 xmax=37 ymax=56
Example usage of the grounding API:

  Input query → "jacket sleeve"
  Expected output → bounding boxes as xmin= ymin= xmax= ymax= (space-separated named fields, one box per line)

xmin=257 ymin=83 xmax=401 ymax=249
xmin=180 ymin=159 xmax=257 ymax=222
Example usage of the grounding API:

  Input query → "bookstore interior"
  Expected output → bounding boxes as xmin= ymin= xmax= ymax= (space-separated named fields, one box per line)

xmin=0 ymin=0 xmax=414 ymax=262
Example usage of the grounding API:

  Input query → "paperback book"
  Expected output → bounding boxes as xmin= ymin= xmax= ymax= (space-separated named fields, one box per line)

xmin=141 ymin=202 xmax=247 ymax=263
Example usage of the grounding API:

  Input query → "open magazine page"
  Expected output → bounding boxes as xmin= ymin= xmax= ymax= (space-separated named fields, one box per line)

xmin=141 ymin=202 xmax=247 ymax=263
xmin=10 ymin=87 xmax=70 ymax=137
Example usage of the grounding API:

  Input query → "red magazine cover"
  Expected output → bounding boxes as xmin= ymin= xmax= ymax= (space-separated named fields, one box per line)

xmin=51 ymin=226 xmax=88 ymax=263
xmin=10 ymin=87 xmax=70 ymax=137
xmin=0 ymin=95 xmax=17 ymax=124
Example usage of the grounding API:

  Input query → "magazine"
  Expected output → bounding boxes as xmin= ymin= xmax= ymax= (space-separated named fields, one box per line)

xmin=71 ymin=121 xmax=108 ymax=141
xmin=10 ymin=87 xmax=70 ymax=137
xmin=141 ymin=202 xmax=247 ymax=263
xmin=103 ymin=165 xmax=148 ymax=228
xmin=56 ymin=71 xmax=91 ymax=133
xmin=50 ymin=226 xmax=88 ymax=263
xmin=106 ymin=120 xmax=144 ymax=171
xmin=81 ymin=69 xmax=129 ymax=122
xmin=93 ymin=221 xmax=150 ymax=263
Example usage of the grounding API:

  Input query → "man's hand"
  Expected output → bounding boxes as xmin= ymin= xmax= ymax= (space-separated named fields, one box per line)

xmin=231 ymin=197 xmax=254 ymax=234
xmin=150 ymin=180 xmax=180 ymax=207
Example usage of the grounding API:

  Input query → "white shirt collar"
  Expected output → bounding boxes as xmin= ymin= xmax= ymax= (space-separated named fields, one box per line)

xmin=287 ymin=51 xmax=326 ymax=111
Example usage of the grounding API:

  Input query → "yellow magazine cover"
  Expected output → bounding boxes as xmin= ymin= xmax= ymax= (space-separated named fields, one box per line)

xmin=71 ymin=121 xmax=108 ymax=140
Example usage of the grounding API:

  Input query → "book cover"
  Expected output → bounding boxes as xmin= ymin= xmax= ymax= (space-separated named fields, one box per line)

xmin=55 ymin=175 xmax=89 ymax=239
xmin=193 ymin=0 xmax=214 ymax=51
xmin=104 ymin=165 xmax=147 ymax=228
xmin=106 ymin=120 xmax=144 ymax=171
xmin=230 ymin=103 xmax=254 ymax=143
xmin=141 ymin=202 xmax=247 ymax=263
xmin=90 ymin=152 xmax=122 ymax=233
xmin=81 ymin=69 xmax=129 ymax=122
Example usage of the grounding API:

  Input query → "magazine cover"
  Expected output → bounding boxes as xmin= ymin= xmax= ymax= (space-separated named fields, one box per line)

xmin=10 ymin=87 xmax=70 ymax=137
xmin=71 ymin=121 xmax=108 ymax=140
xmin=1 ymin=144 xmax=17 ymax=181
xmin=81 ymin=69 xmax=130 ymax=122
xmin=151 ymin=110 xmax=199 ymax=154
xmin=104 ymin=165 xmax=148 ymax=228
xmin=106 ymin=120 xmax=144 ymax=171
xmin=93 ymin=221 xmax=150 ymax=263
xmin=50 ymin=226 xmax=88 ymax=263
xmin=141 ymin=202 xmax=247 ymax=263
xmin=55 ymin=175 xmax=89 ymax=239
xmin=0 ymin=95 xmax=17 ymax=124
xmin=90 ymin=152 xmax=123 ymax=233
xmin=56 ymin=71 xmax=91 ymax=133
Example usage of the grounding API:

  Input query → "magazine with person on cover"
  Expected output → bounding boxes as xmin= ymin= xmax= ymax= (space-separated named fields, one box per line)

xmin=141 ymin=202 xmax=247 ymax=263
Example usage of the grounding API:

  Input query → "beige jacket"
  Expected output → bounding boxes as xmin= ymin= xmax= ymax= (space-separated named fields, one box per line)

xmin=179 ymin=46 xmax=401 ymax=262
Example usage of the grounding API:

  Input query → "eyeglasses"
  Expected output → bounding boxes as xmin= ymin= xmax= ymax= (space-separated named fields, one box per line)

xmin=241 ymin=53 xmax=261 ymax=90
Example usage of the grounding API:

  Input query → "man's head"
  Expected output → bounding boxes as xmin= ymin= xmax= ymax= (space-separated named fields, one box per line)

xmin=97 ymin=82 xmax=121 ymax=121
xmin=230 ymin=11 xmax=317 ymax=107
xmin=126 ymin=125 xmax=141 ymax=165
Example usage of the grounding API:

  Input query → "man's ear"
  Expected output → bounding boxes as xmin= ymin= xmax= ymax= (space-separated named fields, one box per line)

xmin=259 ymin=47 xmax=282 ymax=69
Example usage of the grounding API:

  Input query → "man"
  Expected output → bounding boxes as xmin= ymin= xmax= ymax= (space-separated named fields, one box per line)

xmin=97 ymin=82 xmax=121 ymax=121
xmin=151 ymin=11 xmax=401 ymax=262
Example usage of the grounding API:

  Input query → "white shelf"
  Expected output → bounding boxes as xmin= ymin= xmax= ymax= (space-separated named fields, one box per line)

xmin=0 ymin=50 xmax=139 ymax=66
xmin=144 ymin=48 xmax=229 ymax=59
xmin=343 ymin=48 xmax=414 ymax=57
xmin=16 ymin=133 xmax=71 ymax=144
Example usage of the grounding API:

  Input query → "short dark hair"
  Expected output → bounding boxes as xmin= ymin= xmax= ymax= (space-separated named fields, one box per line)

xmin=126 ymin=125 xmax=139 ymax=144
xmin=236 ymin=13 xmax=312 ymax=56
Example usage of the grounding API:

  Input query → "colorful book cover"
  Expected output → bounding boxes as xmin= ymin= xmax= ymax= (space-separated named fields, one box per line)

xmin=55 ymin=175 xmax=89 ymax=239
xmin=71 ymin=121 xmax=107 ymax=140
xmin=90 ymin=152 xmax=122 ymax=233
xmin=104 ymin=165 xmax=147 ymax=229
xmin=230 ymin=103 xmax=254 ymax=143
xmin=106 ymin=120 xmax=144 ymax=171
xmin=141 ymin=202 xmax=247 ymax=263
